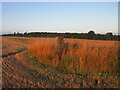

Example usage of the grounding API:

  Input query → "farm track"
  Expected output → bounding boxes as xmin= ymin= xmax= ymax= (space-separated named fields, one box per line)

xmin=1 ymin=48 xmax=27 ymax=58
xmin=2 ymin=37 xmax=119 ymax=88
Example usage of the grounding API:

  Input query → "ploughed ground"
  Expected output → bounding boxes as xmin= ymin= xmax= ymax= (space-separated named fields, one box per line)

xmin=1 ymin=37 xmax=118 ymax=88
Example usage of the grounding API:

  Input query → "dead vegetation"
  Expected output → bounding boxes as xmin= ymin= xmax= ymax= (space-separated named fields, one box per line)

xmin=28 ymin=37 xmax=119 ymax=73
xmin=2 ymin=37 xmax=119 ymax=88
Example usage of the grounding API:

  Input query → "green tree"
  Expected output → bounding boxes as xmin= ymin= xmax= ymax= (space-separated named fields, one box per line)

xmin=106 ymin=32 xmax=113 ymax=40
xmin=88 ymin=30 xmax=95 ymax=39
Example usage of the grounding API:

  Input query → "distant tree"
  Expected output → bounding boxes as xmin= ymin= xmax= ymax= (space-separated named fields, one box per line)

xmin=106 ymin=32 xmax=113 ymax=36
xmin=106 ymin=32 xmax=113 ymax=40
xmin=17 ymin=32 xmax=20 ymax=35
xmin=88 ymin=30 xmax=95 ymax=35
xmin=88 ymin=30 xmax=95 ymax=39
xmin=14 ymin=32 xmax=16 ymax=36
xmin=24 ymin=32 xmax=27 ymax=35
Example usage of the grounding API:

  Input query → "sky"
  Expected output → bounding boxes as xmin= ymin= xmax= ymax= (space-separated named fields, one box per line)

xmin=2 ymin=2 xmax=118 ymax=34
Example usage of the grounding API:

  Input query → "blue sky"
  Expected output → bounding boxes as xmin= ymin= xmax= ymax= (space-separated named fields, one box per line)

xmin=2 ymin=2 xmax=118 ymax=34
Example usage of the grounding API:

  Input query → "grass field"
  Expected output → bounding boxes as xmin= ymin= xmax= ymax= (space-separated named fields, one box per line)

xmin=1 ymin=36 xmax=119 ymax=88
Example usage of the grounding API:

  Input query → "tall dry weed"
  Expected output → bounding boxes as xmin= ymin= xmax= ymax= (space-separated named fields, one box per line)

xmin=28 ymin=38 xmax=119 ymax=73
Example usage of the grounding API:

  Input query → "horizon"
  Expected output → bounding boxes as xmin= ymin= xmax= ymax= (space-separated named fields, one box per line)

xmin=1 ymin=31 xmax=119 ymax=35
xmin=2 ymin=2 xmax=118 ymax=34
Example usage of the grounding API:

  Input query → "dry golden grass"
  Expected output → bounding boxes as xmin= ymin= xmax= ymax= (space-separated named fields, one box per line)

xmin=28 ymin=38 xmax=119 ymax=73
xmin=2 ymin=37 xmax=119 ymax=88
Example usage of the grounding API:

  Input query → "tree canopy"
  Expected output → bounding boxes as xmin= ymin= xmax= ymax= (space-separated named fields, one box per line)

xmin=2 ymin=30 xmax=120 ymax=41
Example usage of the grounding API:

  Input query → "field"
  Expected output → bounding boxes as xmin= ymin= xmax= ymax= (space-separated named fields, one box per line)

xmin=1 ymin=36 xmax=119 ymax=88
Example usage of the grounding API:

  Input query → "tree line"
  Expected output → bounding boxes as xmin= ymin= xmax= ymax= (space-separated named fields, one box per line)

xmin=2 ymin=30 xmax=120 ymax=41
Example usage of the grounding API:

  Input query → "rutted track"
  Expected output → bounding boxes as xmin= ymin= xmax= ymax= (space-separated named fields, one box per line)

xmin=1 ymin=48 xmax=27 ymax=58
